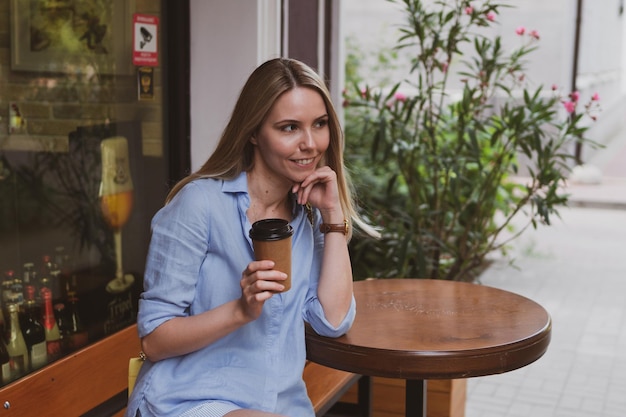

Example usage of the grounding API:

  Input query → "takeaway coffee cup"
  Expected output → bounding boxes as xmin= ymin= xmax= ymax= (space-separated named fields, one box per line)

xmin=249 ymin=219 xmax=294 ymax=292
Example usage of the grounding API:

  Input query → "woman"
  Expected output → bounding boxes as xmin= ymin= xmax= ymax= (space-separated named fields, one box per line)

xmin=125 ymin=58 xmax=378 ymax=417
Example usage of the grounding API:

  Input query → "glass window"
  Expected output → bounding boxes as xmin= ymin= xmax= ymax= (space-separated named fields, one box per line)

xmin=0 ymin=0 xmax=169 ymax=383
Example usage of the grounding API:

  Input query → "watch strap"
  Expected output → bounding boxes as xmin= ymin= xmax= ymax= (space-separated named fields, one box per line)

xmin=319 ymin=219 xmax=349 ymax=235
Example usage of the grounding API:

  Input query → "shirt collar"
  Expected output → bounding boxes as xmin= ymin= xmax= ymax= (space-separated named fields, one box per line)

xmin=222 ymin=171 xmax=248 ymax=194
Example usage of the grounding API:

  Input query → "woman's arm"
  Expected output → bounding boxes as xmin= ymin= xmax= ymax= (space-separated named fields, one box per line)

xmin=293 ymin=167 xmax=354 ymax=328
xmin=141 ymin=259 xmax=286 ymax=362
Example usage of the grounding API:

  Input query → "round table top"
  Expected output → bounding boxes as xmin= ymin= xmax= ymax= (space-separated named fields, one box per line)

xmin=306 ymin=279 xmax=552 ymax=380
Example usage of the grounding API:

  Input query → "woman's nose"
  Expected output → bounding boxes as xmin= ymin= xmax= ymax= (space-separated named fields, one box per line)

xmin=299 ymin=129 xmax=315 ymax=150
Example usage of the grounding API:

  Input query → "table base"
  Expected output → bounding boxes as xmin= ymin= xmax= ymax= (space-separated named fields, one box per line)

xmin=407 ymin=379 xmax=427 ymax=417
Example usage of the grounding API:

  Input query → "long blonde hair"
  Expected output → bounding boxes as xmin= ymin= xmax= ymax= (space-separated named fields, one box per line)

xmin=166 ymin=58 xmax=378 ymax=239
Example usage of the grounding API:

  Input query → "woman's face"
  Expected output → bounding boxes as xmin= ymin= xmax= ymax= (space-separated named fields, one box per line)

xmin=251 ymin=86 xmax=330 ymax=187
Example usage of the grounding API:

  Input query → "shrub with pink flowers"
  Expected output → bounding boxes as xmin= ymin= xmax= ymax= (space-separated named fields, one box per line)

xmin=344 ymin=0 xmax=600 ymax=281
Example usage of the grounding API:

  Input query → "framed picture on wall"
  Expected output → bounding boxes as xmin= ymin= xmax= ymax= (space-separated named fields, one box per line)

xmin=10 ymin=0 xmax=135 ymax=74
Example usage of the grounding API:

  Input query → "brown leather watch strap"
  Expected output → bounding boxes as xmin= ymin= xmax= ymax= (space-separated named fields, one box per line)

xmin=319 ymin=219 xmax=349 ymax=235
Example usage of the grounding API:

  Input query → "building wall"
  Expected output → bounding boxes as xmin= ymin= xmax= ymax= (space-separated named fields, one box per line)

xmin=189 ymin=0 xmax=281 ymax=171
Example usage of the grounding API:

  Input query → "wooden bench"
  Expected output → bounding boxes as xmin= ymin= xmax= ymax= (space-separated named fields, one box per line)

xmin=0 ymin=324 xmax=367 ymax=417
xmin=303 ymin=361 xmax=367 ymax=417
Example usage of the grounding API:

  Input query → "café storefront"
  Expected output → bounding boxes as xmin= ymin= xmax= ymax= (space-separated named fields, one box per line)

xmin=0 ymin=0 xmax=339 ymax=414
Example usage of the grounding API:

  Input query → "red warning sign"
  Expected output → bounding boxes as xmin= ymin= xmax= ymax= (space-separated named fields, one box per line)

xmin=133 ymin=14 xmax=159 ymax=66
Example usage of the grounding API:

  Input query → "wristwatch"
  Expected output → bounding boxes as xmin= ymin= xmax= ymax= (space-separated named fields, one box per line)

xmin=319 ymin=219 xmax=349 ymax=235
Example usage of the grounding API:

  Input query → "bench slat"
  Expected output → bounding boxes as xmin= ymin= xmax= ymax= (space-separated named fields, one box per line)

xmin=304 ymin=361 xmax=360 ymax=417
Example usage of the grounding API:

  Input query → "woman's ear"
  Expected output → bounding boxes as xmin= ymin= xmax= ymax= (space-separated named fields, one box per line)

xmin=250 ymin=134 xmax=258 ymax=145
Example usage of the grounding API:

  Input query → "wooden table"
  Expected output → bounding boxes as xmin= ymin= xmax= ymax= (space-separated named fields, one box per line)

xmin=305 ymin=279 xmax=552 ymax=417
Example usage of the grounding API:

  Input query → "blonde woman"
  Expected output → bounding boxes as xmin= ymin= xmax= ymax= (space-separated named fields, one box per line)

xmin=126 ymin=58 xmax=378 ymax=417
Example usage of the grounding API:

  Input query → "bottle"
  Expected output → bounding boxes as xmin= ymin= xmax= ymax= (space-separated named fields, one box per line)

xmin=38 ymin=255 xmax=53 ymax=299
xmin=22 ymin=299 xmax=47 ymax=371
xmin=0 ymin=302 xmax=5 ymax=342
xmin=11 ymin=276 xmax=24 ymax=308
xmin=65 ymin=295 xmax=88 ymax=351
xmin=49 ymin=269 xmax=62 ymax=303
xmin=53 ymin=246 xmax=71 ymax=299
xmin=41 ymin=289 xmax=62 ymax=363
xmin=6 ymin=304 xmax=28 ymax=381
xmin=0 ymin=339 xmax=10 ymax=385
xmin=1 ymin=271 xmax=14 ymax=306
xmin=22 ymin=262 xmax=35 ymax=289
xmin=53 ymin=303 xmax=69 ymax=353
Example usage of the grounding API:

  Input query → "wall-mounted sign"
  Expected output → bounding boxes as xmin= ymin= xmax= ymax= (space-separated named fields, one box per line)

xmin=132 ymin=14 xmax=159 ymax=67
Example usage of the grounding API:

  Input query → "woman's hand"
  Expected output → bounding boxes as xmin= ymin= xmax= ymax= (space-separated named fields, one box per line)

xmin=292 ymin=166 xmax=342 ymax=221
xmin=238 ymin=260 xmax=287 ymax=320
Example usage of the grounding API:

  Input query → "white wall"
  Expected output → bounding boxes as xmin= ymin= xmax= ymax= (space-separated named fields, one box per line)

xmin=189 ymin=0 xmax=281 ymax=171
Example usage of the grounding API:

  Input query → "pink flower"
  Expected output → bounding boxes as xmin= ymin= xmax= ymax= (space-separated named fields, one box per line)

xmin=486 ymin=12 xmax=496 ymax=22
xmin=465 ymin=6 xmax=473 ymax=15
xmin=570 ymin=91 xmax=580 ymax=102
xmin=360 ymin=88 xmax=367 ymax=98
xmin=551 ymin=84 xmax=558 ymax=91
xmin=529 ymin=30 xmax=540 ymax=40
xmin=515 ymin=26 xmax=526 ymax=36
xmin=441 ymin=62 xmax=449 ymax=73
xmin=563 ymin=101 xmax=576 ymax=113
xmin=394 ymin=92 xmax=407 ymax=102
xmin=592 ymin=92 xmax=600 ymax=101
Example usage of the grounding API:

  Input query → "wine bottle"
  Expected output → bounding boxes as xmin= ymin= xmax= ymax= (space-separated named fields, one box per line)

xmin=1 ymin=271 xmax=14 ymax=307
xmin=38 ymin=255 xmax=53 ymax=301
xmin=0 ymin=303 xmax=6 ymax=343
xmin=0 ymin=338 xmax=10 ymax=385
xmin=66 ymin=295 xmax=88 ymax=351
xmin=41 ymin=289 xmax=62 ymax=363
xmin=53 ymin=303 xmax=69 ymax=353
xmin=6 ymin=303 xmax=28 ymax=381
xmin=22 ymin=262 xmax=35 ymax=289
xmin=10 ymin=275 xmax=24 ymax=309
xmin=22 ymin=299 xmax=47 ymax=371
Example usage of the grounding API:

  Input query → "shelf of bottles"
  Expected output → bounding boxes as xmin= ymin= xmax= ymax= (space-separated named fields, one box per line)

xmin=1 ymin=250 xmax=130 ymax=384
xmin=0 ymin=255 xmax=83 ymax=384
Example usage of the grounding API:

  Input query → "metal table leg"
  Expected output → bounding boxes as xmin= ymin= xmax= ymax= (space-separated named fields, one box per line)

xmin=405 ymin=379 xmax=427 ymax=417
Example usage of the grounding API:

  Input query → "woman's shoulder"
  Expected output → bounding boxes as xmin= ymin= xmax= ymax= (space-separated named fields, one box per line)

xmin=178 ymin=176 xmax=223 ymax=196
xmin=164 ymin=177 xmax=222 ymax=212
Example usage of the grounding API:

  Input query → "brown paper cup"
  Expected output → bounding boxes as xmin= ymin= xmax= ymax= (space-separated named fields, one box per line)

xmin=250 ymin=219 xmax=293 ymax=292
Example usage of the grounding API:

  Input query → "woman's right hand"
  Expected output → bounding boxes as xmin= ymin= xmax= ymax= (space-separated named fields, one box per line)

xmin=239 ymin=260 xmax=287 ymax=320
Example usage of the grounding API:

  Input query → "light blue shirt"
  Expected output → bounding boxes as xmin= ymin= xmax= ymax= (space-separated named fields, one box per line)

xmin=125 ymin=172 xmax=356 ymax=417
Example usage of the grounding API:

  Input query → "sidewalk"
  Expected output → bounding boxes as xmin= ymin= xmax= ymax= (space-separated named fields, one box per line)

xmin=465 ymin=135 xmax=626 ymax=417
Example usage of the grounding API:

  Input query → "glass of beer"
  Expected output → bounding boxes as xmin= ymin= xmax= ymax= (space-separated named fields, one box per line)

xmin=99 ymin=136 xmax=135 ymax=293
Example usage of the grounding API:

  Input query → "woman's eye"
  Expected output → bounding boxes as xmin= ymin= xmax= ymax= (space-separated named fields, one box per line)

xmin=315 ymin=119 xmax=329 ymax=128
xmin=281 ymin=124 xmax=297 ymax=132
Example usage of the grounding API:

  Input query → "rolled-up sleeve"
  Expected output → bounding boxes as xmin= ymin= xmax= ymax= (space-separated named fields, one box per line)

xmin=304 ymin=295 xmax=356 ymax=337
xmin=137 ymin=182 xmax=211 ymax=338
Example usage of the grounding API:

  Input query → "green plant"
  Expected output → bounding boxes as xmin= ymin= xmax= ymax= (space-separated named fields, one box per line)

xmin=344 ymin=0 xmax=600 ymax=281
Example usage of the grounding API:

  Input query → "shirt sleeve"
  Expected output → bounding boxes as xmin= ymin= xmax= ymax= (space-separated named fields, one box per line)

xmin=302 ymin=209 xmax=356 ymax=338
xmin=137 ymin=182 xmax=211 ymax=338
xmin=304 ymin=295 xmax=356 ymax=338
